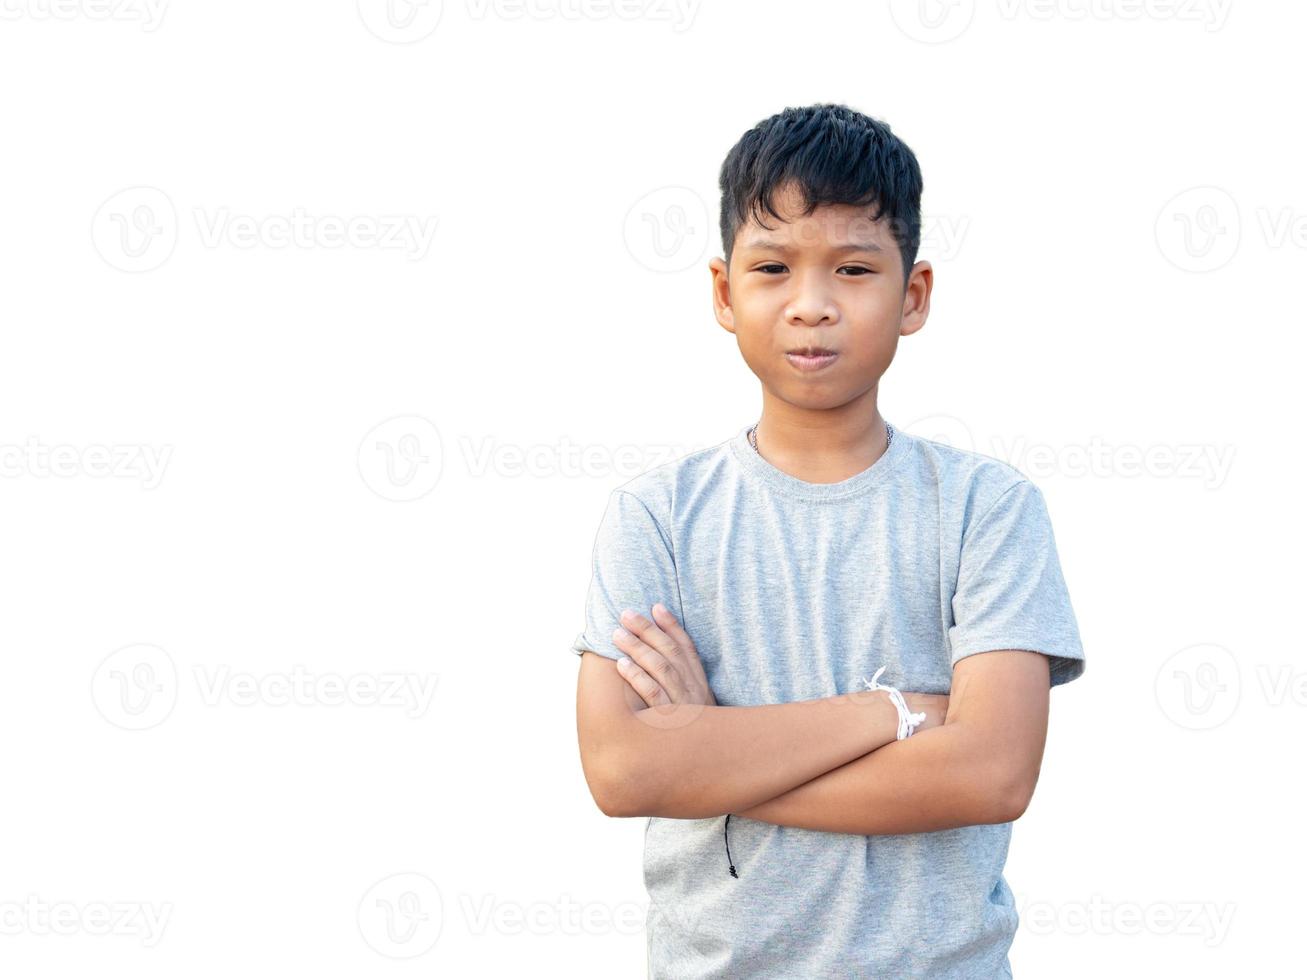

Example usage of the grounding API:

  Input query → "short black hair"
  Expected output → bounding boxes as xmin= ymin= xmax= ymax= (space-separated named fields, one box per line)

xmin=717 ymin=103 xmax=924 ymax=284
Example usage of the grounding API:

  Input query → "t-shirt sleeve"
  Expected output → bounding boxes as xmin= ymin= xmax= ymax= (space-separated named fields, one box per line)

xmin=947 ymin=479 xmax=1086 ymax=688
xmin=570 ymin=488 xmax=681 ymax=663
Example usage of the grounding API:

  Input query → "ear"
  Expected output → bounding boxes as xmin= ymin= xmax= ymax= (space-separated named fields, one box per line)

xmin=900 ymin=260 xmax=933 ymax=338
xmin=709 ymin=256 xmax=735 ymax=335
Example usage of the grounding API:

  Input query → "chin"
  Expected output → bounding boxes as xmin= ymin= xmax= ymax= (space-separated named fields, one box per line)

xmin=773 ymin=384 xmax=851 ymax=411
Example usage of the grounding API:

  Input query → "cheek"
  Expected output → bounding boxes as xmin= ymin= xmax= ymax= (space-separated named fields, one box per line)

xmin=733 ymin=323 xmax=778 ymax=369
xmin=727 ymin=299 xmax=776 ymax=349
xmin=730 ymin=289 xmax=776 ymax=324
xmin=844 ymin=331 xmax=900 ymax=378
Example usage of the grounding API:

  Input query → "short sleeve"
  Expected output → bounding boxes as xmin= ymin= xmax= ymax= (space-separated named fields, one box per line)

xmin=570 ymin=489 xmax=682 ymax=663
xmin=947 ymin=480 xmax=1085 ymax=688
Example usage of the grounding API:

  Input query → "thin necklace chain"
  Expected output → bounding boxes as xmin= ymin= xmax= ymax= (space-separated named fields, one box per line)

xmin=747 ymin=419 xmax=893 ymax=455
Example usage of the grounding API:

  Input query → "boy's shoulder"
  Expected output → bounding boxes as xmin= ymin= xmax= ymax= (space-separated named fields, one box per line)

xmin=906 ymin=427 xmax=1048 ymax=530
xmin=906 ymin=428 xmax=1035 ymax=494
xmin=605 ymin=430 xmax=737 ymax=515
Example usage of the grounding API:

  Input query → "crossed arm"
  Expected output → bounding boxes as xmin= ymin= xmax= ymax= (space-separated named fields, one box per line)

xmin=734 ymin=648 xmax=1050 ymax=834
xmin=575 ymin=606 xmax=1051 ymax=836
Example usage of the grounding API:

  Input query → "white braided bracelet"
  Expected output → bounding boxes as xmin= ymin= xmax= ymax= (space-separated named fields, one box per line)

xmin=861 ymin=665 xmax=927 ymax=740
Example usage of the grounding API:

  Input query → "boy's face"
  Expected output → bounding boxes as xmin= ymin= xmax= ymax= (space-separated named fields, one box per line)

xmin=709 ymin=181 xmax=931 ymax=414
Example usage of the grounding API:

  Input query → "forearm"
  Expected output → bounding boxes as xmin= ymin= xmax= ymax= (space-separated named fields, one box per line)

xmin=611 ymin=691 xmax=903 ymax=818
xmin=735 ymin=719 xmax=1020 ymax=835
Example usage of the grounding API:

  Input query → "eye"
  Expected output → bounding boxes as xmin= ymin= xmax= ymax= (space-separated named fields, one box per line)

xmin=754 ymin=263 xmax=787 ymax=274
xmin=838 ymin=266 xmax=874 ymax=276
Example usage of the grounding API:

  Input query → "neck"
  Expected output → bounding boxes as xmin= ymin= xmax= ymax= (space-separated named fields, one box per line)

xmin=751 ymin=389 xmax=890 ymax=484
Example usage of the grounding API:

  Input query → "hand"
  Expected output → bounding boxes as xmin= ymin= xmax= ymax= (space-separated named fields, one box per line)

xmin=612 ymin=603 xmax=718 ymax=709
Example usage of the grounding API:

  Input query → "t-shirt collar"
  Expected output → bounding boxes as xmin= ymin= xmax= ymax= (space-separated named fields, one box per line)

xmin=729 ymin=419 xmax=908 ymax=501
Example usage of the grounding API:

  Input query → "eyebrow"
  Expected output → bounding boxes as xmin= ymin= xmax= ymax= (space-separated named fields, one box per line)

xmin=741 ymin=239 xmax=884 ymax=253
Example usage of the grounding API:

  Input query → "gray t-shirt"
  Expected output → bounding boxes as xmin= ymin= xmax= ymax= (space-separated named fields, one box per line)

xmin=570 ymin=420 xmax=1085 ymax=979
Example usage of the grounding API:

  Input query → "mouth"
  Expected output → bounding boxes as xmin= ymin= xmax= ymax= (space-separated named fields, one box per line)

xmin=785 ymin=347 xmax=839 ymax=372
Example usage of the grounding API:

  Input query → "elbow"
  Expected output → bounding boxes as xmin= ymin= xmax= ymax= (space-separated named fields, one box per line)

xmin=990 ymin=767 xmax=1038 ymax=823
xmin=994 ymin=787 xmax=1030 ymax=824
xmin=586 ymin=754 xmax=653 ymax=818
xmin=595 ymin=778 xmax=637 ymax=818
xmin=582 ymin=762 xmax=631 ymax=817
xmin=593 ymin=787 xmax=626 ymax=819
xmin=598 ymin=774 xmax=654 ymax=818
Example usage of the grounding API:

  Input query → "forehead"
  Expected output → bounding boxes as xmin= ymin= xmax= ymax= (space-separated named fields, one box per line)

xmin=738 ymin=183 xmax=895 ymax=251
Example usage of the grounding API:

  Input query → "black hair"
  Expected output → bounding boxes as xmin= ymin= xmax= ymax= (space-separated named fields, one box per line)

xmin=717 ymin=103 xmax=924 ymax=285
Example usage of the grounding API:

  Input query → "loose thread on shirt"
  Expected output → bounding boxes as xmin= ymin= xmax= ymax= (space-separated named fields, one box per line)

xmin=724 ymin=814 xmax=738 ymax=878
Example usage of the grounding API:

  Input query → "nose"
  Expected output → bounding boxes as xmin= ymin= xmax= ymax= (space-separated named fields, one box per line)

xmin=783 ymin=270 xmax=838 ymax=327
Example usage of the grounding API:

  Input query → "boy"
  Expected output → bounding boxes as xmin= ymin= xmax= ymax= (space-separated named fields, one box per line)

xmin=570 ymin=103 xmax=1085 ymax=978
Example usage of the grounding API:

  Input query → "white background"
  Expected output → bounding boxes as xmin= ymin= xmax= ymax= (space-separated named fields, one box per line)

xmin=0 ymin=1 xmax=1300 ymax=977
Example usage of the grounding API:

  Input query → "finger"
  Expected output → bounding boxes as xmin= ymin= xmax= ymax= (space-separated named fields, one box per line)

xmin=612 ymin=625 xmax=669 ymax=684
xmin=620 ymin=608 xmax=684 ymax=665
xmin=616 ymin=613 xmax=687 ymax=700
xmin=615 ymin=627 xmax=684 ymax=702
xmin=650 ymin=602 xmax=694 ymax=650
xmin=615 ymin=655 xmax=671 ymax=707
xmin=650 ymin=603 xmax=711 ymax=688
